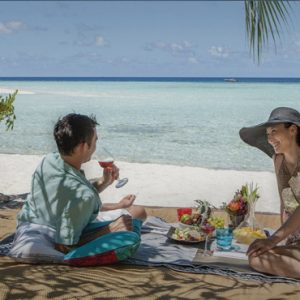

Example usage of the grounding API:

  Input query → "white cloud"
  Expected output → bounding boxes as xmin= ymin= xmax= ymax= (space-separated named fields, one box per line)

xmin=73 ymin=35 xmax=109 ymax=47
xmin=188 ymin=57 xmax=198 ymax=64
xmin=0 ymin=21 xmax=24 ymax=34
xmin=95 ymin=36 xmax=108 ymax=47
xmin=144 ymin=40 xmax=194 ymax=55
xmin=106 ymin=56 xmax=130 ymax=64
xmin=170 ymin=42 xmax=190 ymax=52
xmin=209 ymin=46 xmax=229 ymax=58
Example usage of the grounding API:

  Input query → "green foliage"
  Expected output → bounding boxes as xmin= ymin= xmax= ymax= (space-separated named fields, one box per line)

xmin=245 ymin=0 xmax=292 ymax=64
xmin=194 ymin=199 xmax=216 ymax=217
xmin=242 ymin=182 xmax=260 ymax=204
xmin=0 ymin=90 xmax=18 ymax=130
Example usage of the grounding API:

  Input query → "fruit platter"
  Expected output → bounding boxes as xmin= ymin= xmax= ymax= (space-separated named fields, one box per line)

xmin=178 ymin=199 xmax=225 ymax=229
xmin=171 ymin=200 xmax=226 ymax=245
xmin=178 ymin=200 xmax=216 ymax=227
xmin=178 ymin=212 xmax=202 ymax=229
xmin=167 ymin=227 xmax=206 ymax=244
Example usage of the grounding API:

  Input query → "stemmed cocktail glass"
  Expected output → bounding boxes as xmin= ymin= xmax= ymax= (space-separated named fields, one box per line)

xmin=201 ymin=224 xmax=215 ymax=256
xmin=97 ymin=147 xmax=128 ymax=188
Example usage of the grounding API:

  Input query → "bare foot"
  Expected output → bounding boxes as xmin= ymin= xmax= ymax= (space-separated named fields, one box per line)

xmin=108 ymin=215 xmax=133 ymax=232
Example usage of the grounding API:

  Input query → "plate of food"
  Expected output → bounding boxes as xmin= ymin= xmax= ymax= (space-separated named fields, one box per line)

xmin=167 ymin=226 xmax=206 ymax=244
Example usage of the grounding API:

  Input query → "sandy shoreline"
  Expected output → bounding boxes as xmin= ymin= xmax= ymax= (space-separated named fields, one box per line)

xmin=0 ymin=87 xmax=34 ymax=95
xmin=0 ymin=153 xmax=280 ymax=213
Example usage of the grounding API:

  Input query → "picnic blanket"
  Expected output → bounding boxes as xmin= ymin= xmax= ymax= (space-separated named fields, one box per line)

xmin=1 ymin=216 xmax=300 ymax=284
xmin=126 ymin=217 xmax=300 ymax=284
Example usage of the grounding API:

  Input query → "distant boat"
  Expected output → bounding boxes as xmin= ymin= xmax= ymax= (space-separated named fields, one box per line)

xmin=224 ymin=78 xmax=238 ymax=82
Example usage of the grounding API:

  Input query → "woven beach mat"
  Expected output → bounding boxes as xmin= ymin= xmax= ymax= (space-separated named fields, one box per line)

xmin=1 ymin=210 xmax=300 ymax=299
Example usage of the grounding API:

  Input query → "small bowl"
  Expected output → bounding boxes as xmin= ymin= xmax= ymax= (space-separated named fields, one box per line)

xmin=233 ymin=227 xmax=267 ymax=245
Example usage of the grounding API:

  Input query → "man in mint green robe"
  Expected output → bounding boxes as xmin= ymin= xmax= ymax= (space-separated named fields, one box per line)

xmin=9 ymin=113 xmax=146 ymax=261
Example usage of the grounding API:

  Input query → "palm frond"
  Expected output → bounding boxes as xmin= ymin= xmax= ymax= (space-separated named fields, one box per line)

xmin=244 ymin=0 xmax=292 ymax=64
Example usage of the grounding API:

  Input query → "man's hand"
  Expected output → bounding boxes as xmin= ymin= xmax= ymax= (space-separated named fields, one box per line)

xmin=102 ymin=163 xmax=119 ymax=186
xmin=100 ymin=194 xmax=136 ymax=211
xmin=119 ymin=194 xmax=136 ymax=209
xmin=108 ymin=215 xmax=133 ymax=232
xmin=247 ymin=237 xmax=277 ymax=257
xmin=93 ymin=162 xmax=120 ymax=192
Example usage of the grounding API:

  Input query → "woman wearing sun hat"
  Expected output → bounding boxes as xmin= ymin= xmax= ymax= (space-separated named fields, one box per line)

xmin=240 ymin=107 xmax=300 ymax=278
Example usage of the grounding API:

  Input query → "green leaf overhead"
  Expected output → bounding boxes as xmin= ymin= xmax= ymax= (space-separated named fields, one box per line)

xmin=0 ymin=90 xmax=18 ymax=130
xmin=245 ymin=0 xmax=292 ymax=63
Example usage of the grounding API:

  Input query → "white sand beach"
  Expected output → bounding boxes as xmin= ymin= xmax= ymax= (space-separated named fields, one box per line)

xmin=0 ymin=87 xmax=34 ymax=95
xmin=0 ymin=153 xmax=280 ymax=213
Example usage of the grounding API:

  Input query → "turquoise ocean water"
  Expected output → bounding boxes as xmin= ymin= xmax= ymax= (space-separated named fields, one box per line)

xmin=0 ymin=78 xmax=299 ymax=172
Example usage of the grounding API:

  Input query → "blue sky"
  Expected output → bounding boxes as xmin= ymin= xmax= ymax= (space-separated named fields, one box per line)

xmin=1 ymin=1 xmax=300 ymax=77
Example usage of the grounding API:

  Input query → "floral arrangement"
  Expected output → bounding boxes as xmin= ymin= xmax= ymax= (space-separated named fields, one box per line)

xmin=243 ymin=182 xmax=260 ymax=205
xmin=223 ymin=183 xmax=260 ymax=229
xmin=224 ymin=188 xmax=248 ymax=216
xmin=224 ymin=183 xmax=260 ymax=216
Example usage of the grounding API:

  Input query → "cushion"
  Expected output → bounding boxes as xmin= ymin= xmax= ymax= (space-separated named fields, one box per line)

xmin=63 ymin=219 xmax=142 ymax=266
xmin=8 ymin=222 xmax=65 ymax=263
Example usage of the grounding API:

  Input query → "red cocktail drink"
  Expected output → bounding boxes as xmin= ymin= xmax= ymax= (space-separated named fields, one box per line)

xmin=98 ymin=160 xmax=114 ymax=169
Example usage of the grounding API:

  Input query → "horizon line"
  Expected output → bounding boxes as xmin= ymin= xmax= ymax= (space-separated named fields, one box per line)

xmin=1 ymin=76 xmax=300 ymax=79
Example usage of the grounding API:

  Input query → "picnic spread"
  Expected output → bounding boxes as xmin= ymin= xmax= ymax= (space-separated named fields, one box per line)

xmin=1 ymin=183 xmax=300 ymax=284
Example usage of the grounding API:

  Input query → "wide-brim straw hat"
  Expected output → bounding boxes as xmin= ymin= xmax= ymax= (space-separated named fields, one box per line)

xmin=239 ymin=107 xmax=300 ymax=158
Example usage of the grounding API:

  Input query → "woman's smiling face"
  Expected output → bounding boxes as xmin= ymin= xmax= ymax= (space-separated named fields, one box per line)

xmin=266 ymin=123 xmax=297 ymax=154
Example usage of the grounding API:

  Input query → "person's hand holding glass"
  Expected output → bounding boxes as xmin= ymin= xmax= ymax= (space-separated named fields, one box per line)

xmin=97 ymin=146 xmax=128 ymax=188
